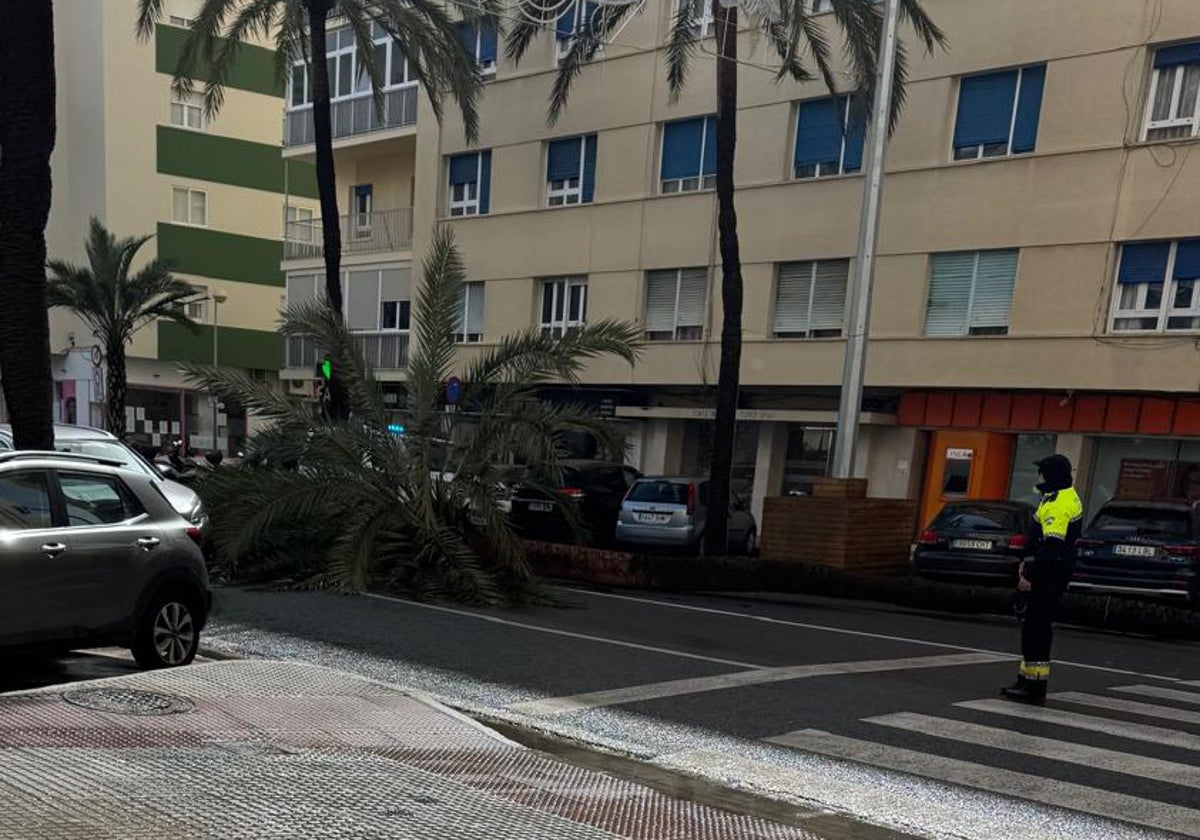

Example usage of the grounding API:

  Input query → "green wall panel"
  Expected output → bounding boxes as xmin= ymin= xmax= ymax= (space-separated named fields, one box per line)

xmin=157 ymin=126 xmax=317 ymax=198
xmin=155 ymin=24 xmax=283 ymax=98
xmin=158 ymin=322 xmax=284 ymax=370
xmin=157 ymin=223 xmax=283 ymax=287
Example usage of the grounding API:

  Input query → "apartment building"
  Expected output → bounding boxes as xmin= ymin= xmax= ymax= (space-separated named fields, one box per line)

xmin=44 ymin=0 xmax=317 ymax=454
xmin=279 ymin=0 xmax=1200 ymax=523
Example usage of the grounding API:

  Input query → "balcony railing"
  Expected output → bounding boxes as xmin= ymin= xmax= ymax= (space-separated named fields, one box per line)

xmin=284 ymin=207 xmax=413 ymax=260
xmin=286 ymin=331 xmax=410 ymax=372
xmin=284 ymin=85 xmax=418 ymax=147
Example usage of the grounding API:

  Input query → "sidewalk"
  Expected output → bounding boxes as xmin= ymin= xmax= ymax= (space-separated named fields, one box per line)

xmin=0 ymin=660 xmax=827 ymax=839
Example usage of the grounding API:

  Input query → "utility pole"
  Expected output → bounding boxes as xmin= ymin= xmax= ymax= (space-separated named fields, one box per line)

xmin=210 ymin=290 xmax=227 ymax=453
xmin=831 ymin=0 xmax=901 ymax=479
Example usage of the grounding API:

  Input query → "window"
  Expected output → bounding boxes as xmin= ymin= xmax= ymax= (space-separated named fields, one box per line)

xmin=794 ymin=96 xmax=865 ymax=178
xmin=285 ymin=205 xmax=315 ymax=242
xmin=1110 ymin=239 xmax=1200 ymax=332
xmin=456 ymin=19 xmax=498 ymax=77
xmin=556 ymin=0 xmax=600 ymax=62
xmin=351 ymin=184 xmax=373 ymax=238
xmin=774 ymin=260 xmax=849 ymax=337
xmin=59 ymin=473 xmax=144 ymax=527
xmin=680 ymin=0 xmax=713 ymax=37
xmin=0 ymin=472 xmax=53 ymax=529
xmin=644 ymin=268 xmax=707 ymax=340
xmin=540 ymin=277 xmax=588 ymax=335
xmin=547 ymin=135 xmax=597 ymax=206
xmin=346 ymin=267 xmax=411 ymax=331
xmin=172 ymin=187 xmax=207 ymax=226
xmin=924 ymin=249 xmax=1019 ymax=337
xmin=170 ymin=92 xmax=204 ymax=130
xmin=661 ymin=116 xmax=716 ymax=193
xmin=808 ymin=0 xmax=833 ymax=12
xmin=952 ymin=65 xmax=1046 ymax=160
xmin=447 ymin=151 xmax=491 ymax=216
xmin=454 ymin=282 xmax=485 ymax=343
xmin=168 ymin=14 xmax=193 ymax=27
xmin=287 ymin=23 xmax=413 ymax=108
xmin=1144 ymin=43 xmax=1200 ymax=140
xmin=381 ymin=300 xmax=411 ymax=331
xmin=186 ymin=285 xmax=207 ymax=322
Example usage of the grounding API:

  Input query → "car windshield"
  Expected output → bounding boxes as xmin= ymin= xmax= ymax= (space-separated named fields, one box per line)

xmin=54 ymin=440 xmax=156 ymax=478
xmin=1089 ymin=506 xmax=1192 ymax=539
xmin=933 ymin=505 xmax=1022 ymax=532
xmin=628 ymin=480 xmax=688 ymax=505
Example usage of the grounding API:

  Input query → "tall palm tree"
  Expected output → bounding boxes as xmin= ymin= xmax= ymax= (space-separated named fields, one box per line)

xmin=47 ymin=218 xmax=201 ymax=438
xmin=508 ymin=0 xmax=942 ymax=552
xmin=135 ymin=0 xmax=490 ymax=418
xmin=0 ymin=0 xmax=56 ymax=450
xmin=187 ymin=228 xmax=640 ymax=603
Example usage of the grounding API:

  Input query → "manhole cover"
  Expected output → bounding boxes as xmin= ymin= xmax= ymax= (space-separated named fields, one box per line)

xmin=62 ymin=688 xmax=195 ymax=716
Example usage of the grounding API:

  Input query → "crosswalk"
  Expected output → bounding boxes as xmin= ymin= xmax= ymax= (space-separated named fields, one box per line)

xmin=767 ymin=681 xmax=1200 ymax=838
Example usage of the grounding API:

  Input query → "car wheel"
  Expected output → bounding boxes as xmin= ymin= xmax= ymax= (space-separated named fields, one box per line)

xmin=132 ymin=587 xmax=203 ymax=670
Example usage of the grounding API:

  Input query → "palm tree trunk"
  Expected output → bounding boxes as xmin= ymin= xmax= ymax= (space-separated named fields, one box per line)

xmin=0 ymin=0 xmax=56 ymax=451
xmin=704 ymin=2 xmax=742 ymax=556
xmin=104 ymin=339 xmax=127 ymax=439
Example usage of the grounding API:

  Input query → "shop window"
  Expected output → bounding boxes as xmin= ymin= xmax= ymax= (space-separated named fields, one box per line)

xmin=781 ymin=426 xmax=835 ymax=496
xmin=1009 ymin=433 xmax=1057 ymax=505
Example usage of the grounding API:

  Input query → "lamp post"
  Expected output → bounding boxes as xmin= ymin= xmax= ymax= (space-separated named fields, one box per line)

xmin=211 ymin=290 xmax=227 ymax=453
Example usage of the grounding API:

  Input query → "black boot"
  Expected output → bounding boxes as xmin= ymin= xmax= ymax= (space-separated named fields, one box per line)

xmin=1001 ymin=680 xmax=1047 ymax=705
xmin=1001 ymin=674 xmax=1026 ymax=694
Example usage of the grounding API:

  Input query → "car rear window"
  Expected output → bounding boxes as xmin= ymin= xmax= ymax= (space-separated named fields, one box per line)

xmin=1090 ymin=506 xmax=1192 ymax=538
xmin=933 ymin=505 xmax=1023 ymax=532
xmin=628 ymin=480 xmax=688 ymax=505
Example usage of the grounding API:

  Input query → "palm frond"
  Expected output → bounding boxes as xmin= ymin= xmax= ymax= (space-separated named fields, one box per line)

xmin=547 ymin=3 xmax=635 ymax=124
xmin=666 ymin=1 xmax=699 ymax=101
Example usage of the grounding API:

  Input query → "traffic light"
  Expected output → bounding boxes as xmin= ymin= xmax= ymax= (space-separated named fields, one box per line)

xmin=318 ymin=356 xmax=333 ymax=383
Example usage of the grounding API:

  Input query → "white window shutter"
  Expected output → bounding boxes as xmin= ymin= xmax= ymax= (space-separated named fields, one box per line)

xmin=466 ymin=282 xmax=485 ymax=334
xmin=969 ymin=249 xmax=1018 ymax=330
xmin=925 ymin=252 xmax=976 ymax=336
xmin=347 ymin=269 xmax=380 ymax=330
xmin=645 ymin=271 xmax=679 ymax=333
xmin=774 ymin=263 xmax=814 ymax=335
xmin=810 ymin=259 xmax=849 ymax=334
xmin=675 ymin=268 xmax=709 ymax=328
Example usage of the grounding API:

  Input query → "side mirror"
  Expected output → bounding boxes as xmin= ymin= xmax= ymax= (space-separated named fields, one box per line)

xmin=155 ymin=462 xmax=179 ymax=479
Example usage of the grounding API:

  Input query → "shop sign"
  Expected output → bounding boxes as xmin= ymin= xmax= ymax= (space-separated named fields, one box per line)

xmin=946 ymin=448 xmax=974 ymax=461
xmin=1116 ymin=459 xmax=1200 ymax=501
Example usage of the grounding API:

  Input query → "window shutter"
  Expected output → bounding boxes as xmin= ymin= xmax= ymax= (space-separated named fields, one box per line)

xmin=455 ymin=22 xmax=473 ymax=56
xmin=1175 ymin=239 xmax=1200 ymax=281
xmin=548 ymin=137 xmax=583 ymax=181
xmin=795 ymin=98 xmax=843 ymax=167
xmin=662 ymin=118 xmax=704 ymax=180
xmin=449 ymin=153 xmax=478 ymax=186
xmin=953 ymin=70 xmax=1018 ymax=149
xmin=479 ymin=22 xmax=498 ymax=62
xmin=774 ymin=263 xmax=815 ymax=335
xmin=925 ymin=253 xmax=976 ymax=336
xmin=676 ymin=268 xmax=708 ymax=328
xmin=702 ymin=116 xmax=717 ymax=176
xmin=644 ymin=271 xmax=678 ymax=333
xmin=466 ymin=283 xmax=485 ymax=334
xmin=810 ymin=259 xmax=849 ymax=333
xmin=1155 ymin=42 xmax=1200 ymax=69
xmin=1011 ymin=65 xmax=1046 ymax=153
xmin=1117 ymin=241 xmax=1170 ymax=284
xmin=582 ymin=134 xmax=598 ymax=202
xmin=842 ymin=99 xmax=866 ymax=172
xmin=479 ymin=151 xmax=492 ymax=213
xmin=380 ymin=268 xmax=411 ymax=302
xmin=286 ymin=274 xmax=319 ymax=308
xmin=968 ymin=250 xmax=1018 ymax=330
xmin=348 ymin=270 xmax=380 ymax=330
xmin=556 ymin=1 xmax=578 ymax=39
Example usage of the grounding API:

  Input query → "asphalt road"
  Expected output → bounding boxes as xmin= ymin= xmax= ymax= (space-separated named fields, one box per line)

xmin=0 ymin=649 xmax=143 ymax=693
xmin=205 ymin=586 xmax=1200 ymax=840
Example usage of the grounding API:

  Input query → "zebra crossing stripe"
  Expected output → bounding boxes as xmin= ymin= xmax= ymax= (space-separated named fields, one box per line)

xmin=768 ymin=729 xmax=1200 ymax=838
xmin=955 ymin=699 xmax=1200 ymax=752
xmin=1112 ymin=684 xmax=1200 ymax=707
xmin=865 ymin=711 xmax=1200 ymax=789
xmin=1054 ymin=692 xmax=1200 ymax=726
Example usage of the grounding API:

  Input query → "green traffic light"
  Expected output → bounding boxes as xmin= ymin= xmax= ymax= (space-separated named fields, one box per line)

xmin=320 ymin=359 xmax=332 ymax=381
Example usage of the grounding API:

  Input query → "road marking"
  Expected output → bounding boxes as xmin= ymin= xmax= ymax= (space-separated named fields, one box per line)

xmin=956 ymin=699 xmax=1200 ymax=752
xmin=507 ymin=652 xmax=1006 ymax=716
xmin=768 ymin=729 xmax=1200 ymax=838
xmin=866 ymin=711 xmax=1200 ymax=789
xmin=1053 ymin=692 xmax=1200 ymax=726
xmin=361 ymin=593 xmax=764 ymax=670
xmin=1113 ymin=684 xmax=1200 ymax=706
xmin=560 ymin=588 xmax=1187 ymax=683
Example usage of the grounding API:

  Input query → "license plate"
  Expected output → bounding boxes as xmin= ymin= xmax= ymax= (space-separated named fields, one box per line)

xmin=1114 ymin=544 xmax=1157 ymax=557
xmin=635 ymin=513 xmax=671 ymax=524
xmin=951 ymin=539 xmax=993 ymax=551
xmin=526 ymin=501 xmax=553 ymax=513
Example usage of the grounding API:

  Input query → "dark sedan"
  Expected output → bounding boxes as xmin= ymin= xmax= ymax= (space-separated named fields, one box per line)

xmin=913 ymin=500 xmax=1036 ymax=584
xmin=1073 ymin=500 xmax=1200 ymax=605
xmin=510 ymin=461 xmax=641 ymax=547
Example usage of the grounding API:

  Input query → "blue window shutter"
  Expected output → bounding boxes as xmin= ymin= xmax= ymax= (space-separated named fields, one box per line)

xmin=953 ymin=70 xmax=1019 ymax=149
xmin=556 ymin=1 xmax=577 ymax=38
xmin=702 ymin=116 xmax=717 ymax=176
xmin=548 ymin=137 xmax=583 ymax=181
xmin=1010 ymin=65 xmax=1045 ymax=153
xmin=582 ymin=134 xmax=597 ymax=202
xmin=479 ymin=151 xmax=492 ymax=214
xmin=448 ymin=153 xmax=478 ymax=186
xmin=1174 ymin=239 xmax=1200 ymax=281
xmin=480 ymin=22 xmax=498 ymax=62
xmin=1155 ymin=42 xmax=1200 ymax=69
xmin=455 ymin=22 xmax=473 ymax=56
xmin=842 ymin=98 xmax=866 ymax=172
xmin=1117 ymin=241 xmax=1170 ymax=284
xmin=795 ymin=98 xmax=843 ymax=167
xmin=662 ymin=118 xmax=704 ymax=180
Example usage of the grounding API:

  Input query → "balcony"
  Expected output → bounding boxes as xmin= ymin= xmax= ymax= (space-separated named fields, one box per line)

xmin=286 ymin=331 xmax=410 ymax=372
xmin=284 ymin=208 xmax=413 ymax=260
xmin=284 ymin=85 xmax=418 ymax=147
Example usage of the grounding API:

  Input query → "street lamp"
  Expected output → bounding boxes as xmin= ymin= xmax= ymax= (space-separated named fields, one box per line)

xmin=211 ymin=290 xmax=227 ymax=453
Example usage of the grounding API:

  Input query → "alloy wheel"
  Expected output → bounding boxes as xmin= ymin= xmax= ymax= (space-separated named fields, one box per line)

xmin=152 ymin=602 xmax=195 ymax=666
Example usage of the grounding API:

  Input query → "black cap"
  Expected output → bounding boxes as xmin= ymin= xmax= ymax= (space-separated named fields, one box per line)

xmin=1035 ymin=454 xmax=1073 ymax=492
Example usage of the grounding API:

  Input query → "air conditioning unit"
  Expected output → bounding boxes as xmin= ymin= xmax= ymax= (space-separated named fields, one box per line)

xmin=287 ymin=378 xmax=314 ymax=397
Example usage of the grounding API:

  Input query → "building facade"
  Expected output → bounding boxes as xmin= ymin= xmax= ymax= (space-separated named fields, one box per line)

xmin=272 ymin=0 xmax=1200 ymax=523
xmin=44 ymin=0 xmax=318 ymax=454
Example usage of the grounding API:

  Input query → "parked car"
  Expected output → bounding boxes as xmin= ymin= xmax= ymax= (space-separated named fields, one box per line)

xmin=1073 ymin=499 xmax=1200 ymax=605
xmin=913 ymin=500 xmax=1036 ymax=584
xmin=615 ymin=476 xmax=758 ymax=555
xmin=0 ymin=450 xmax=210 ymax=668
xmin=510 ymin=461 xmax=641 ymax=546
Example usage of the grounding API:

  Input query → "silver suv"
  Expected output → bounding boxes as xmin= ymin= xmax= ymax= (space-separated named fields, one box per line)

xmin=0 ymin=451 xmax=210 ymax=668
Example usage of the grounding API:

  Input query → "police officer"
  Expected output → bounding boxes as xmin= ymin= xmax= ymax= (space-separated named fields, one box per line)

xmin=1002 ymin=454 xmax=1082 ymax=704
